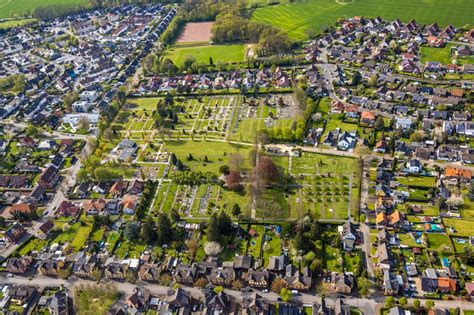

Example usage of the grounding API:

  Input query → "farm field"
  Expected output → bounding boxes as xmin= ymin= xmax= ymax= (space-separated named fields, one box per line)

xmin=164 ymin=44 xmax=247 ymax=67
xmin=0 ymin=0 xmax=87 ymax=19
xmin=250 ymin=0 xmax=474 ymax=40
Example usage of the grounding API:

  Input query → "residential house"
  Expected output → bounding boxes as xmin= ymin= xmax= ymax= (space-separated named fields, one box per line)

xmin=56 ymin=200 xmax=80 ymax=217
xmin=38 ymin=258 xmax=67 ymax=277
xmin=38 ymin=166 xmax=60 ymax=189
xmin=340 ymin=220 xmax=358 ymax=252
xmin=332 ymin=272 xmax=354 ymax=294
xmin=406 ymin=159 xmax=422 ymax=173
xmin=25 ymin=185 xmax=46 ymax=205
xmin=283 ymin=265 xmax=312 ymax=290
xmin=138 ymin=263 xmax=160 ymax=282
xmin=7 ymin=286 xmax=37 ymax=308
xmin=4 ymin=223 xmax=26 ymax=243
xmin=47 ymin=290 xmax=69 ymax=315
xmin=127 ymin=287 xmax=151 ymax=311
xmin=3 ymin=203 xmax=36 ymax=220
xmin=204 ymin=289 xmax=230 ymax=313
xmin=246 ymin=270 xmax=270 ymax=288
xmin=104 ymin=260 xmax=129 ymax=280
xmin=360 ymin=111 xmax=376 ymax=125
xmin=122 ymin=194 xmax=138 ymax=215
xmin=267 ymin=254 xmax=290 ymax=273
xmin=6 ymin=256 xmax=34 ymax=274
xmin=209 ymin=267 xmax=235 ymax=286
xmin=73 ymin=253 xmax=100 ymax=279
xmin=38 ymin=221 xmax=54 ymax=239
xmin=376 ymin=242 xmax=392 ymax=269
xmin=174 ymin=263 xmax=198 ymax=285
xmin=83 ymin=198 xmax=107 ymax=215
xmin=383 ymin=269 xmax=400 ymax=295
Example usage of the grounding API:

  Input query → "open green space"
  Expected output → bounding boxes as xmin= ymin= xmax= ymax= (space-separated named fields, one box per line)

xmin=164 ymin=44 xmax=246 ymax=66
xmin=251 ymin=0 xmax=474 ymax=40
xmin=421 ymin=43 xmax=474 ymax=65
xmin=0 ymin=18 xmax=35 ymax=29
xmin=0 ymin=0 xmax=87 ymax=19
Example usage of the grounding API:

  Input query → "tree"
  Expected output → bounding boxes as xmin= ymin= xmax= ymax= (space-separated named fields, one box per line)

xmin=25 ymin=125 xmax=39 ymax=137
xmin=309 ymin=220 xmax=322 ymax=240
xmin=207 ymin=213 xmax=220 ymax=243
xmin=254 ymin=156 xmax=279 ymax=186
xmin=156 ymin=214 xmax=172 ymax=245
xmin=209 ymin=56 xmax=214 ymax=66
xmin=140 ymin=218 xmax=156 ymax=244
xmin=410 ymin=130 xmax=425 ymax=143
xmin=446 ymin=195 xmax=464 ymax=208
xmin=219 ymin=165 xmax=230 ymax=175
xmin=374 ymin=116 xmax=385 ymax=131
xmin=226 ymin=170 xmax=243 ymax=191
xmin=124 ymin=222 xmax=139 ymax=241
xmin=186 ymin=239 xmax=198 ymax=258
xmin=232 ymin=203 xmax=241 ymax=216
xmin=204 ymin=241 xmax=222 ymax=256
xmin=231 ymin=279 xmax=244 ymax=291
xmin=425 ymin=300 xmax=435 ymax=310
xmin=413 ymin=299 xmax=420 ymax=308
xmin=194 ymin=277 xmax=208 ymax=288
xmin=183 ymin=55 xmax=196 ymax=70
xmin=350 ymin=71 xmax=362 ymax=86
xmin=271 ymin=277 xmax=287 ymax=293
xmin=169 ymin=209 xmax=180 ymax=222
xmin=398 ymin=297 xmax=407 ymax=306
xmin=357 ymin=275 xmax=372 ymax=297
xmin=170 ymin=153 xmax=177 ymax=165
xmin=294 ymin=230 xmax=310 ymax=253
xmin=279 ymin=288 xmax=292 ymax=302
xmin=78 ymin=116 xmax=90 ymax=132
xmin=468 ymin=181 xmax=474 ymax=201
xmin=385 ymin=296 xmax=395 ymax=309
xmin=229 ymin=153 xmax=244 ymax=172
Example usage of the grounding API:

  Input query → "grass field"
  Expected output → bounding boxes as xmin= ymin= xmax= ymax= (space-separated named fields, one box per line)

xmin=164 ymin=44 xmax=246 ymax=66
xmin=0 ymin=0 xmax=87 ymax=19
xmin=251 ymin=0 xmax=474 ymax=40
xmin=0 ymin=18 xmax=35 ymax=29
xmin=421 ymin=44 xmax=474 ymax=65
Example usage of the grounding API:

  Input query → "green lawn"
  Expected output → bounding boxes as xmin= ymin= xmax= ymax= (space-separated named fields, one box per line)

xmin=443 ymin=218 xmax=474 ymax=237
xmin=164 ymin=44 xmax=246 ymax=66
xmin=0 ymin=0 xmax=87 ymax=19
xmin=251 ymin=0 xmax=474 ymax=40
xmin=0 ymin=18 xmax=35 ymax=29
xmin=421 ymin=43 xmax=474 ymax=65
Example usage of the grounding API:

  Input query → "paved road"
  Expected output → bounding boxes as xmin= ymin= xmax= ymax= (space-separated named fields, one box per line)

xmin=3 ymin=274 xmax=474 ymax=314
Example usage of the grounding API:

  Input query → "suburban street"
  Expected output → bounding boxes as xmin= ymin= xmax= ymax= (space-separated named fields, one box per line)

xmin=2 ymin=273 xmax=474 ymax=314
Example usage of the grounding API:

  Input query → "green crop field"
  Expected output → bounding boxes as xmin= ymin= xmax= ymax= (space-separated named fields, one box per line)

xmin=164 ymin=44 xmax=247 ymax=66
xmin=0 ymin=0 xmax=87 ymax=19
xmin=251 ymin=0 xmax=474 ymax=40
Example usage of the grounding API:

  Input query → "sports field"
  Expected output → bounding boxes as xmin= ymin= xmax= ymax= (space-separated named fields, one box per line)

xmin=0 ymin=0 xmax=87 ymax=19
xmin=251 ymin=0 xmax=474 ymax=40
xmin=164 ymin=44 xmax=247 ymax=66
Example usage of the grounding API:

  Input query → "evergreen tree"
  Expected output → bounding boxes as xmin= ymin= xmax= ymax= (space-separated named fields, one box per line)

xmin=156 ymin=214 xmax=172 ymax=245
xmin=140 ymin=217 xmax=156 ymax=243
xmin=170 ymin=153 xmax=177 ymax=165
xmin=207 ymin=213 xmax=220 ymax=243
